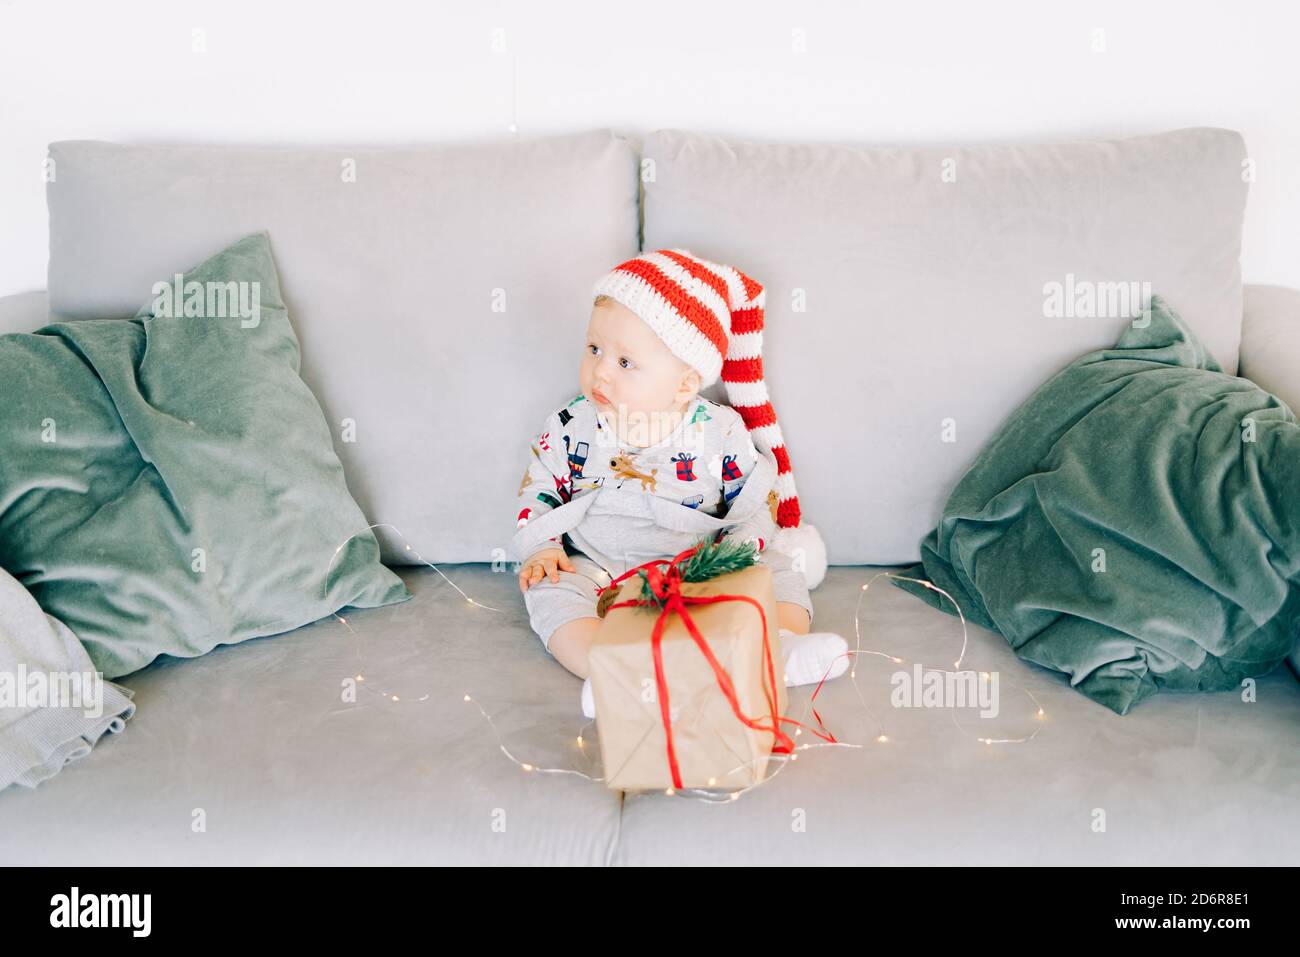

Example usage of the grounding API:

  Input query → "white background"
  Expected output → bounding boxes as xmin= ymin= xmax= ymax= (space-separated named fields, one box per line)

xmin=2 ymin=0 xmax=1297 ymax=298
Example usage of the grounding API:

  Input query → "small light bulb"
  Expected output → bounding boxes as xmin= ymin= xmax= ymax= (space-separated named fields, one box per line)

xmin=522 ymin=763 xmax=533 ymax=771
xmin=391 ymin=695 xmax=399 ymax=702
xmin=665 ymin=788 xmax=674 ymax=796
xmin=707 ymin=777 xmax=717 ymax=786
xmin=877 ymin=734 xmax=888 ymax=743
xmin=463 ymin=693 xmax=470 ymax=701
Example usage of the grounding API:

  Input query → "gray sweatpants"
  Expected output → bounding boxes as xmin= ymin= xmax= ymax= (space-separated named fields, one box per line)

xmin=522 ymin=498 xmax=814 ymax=652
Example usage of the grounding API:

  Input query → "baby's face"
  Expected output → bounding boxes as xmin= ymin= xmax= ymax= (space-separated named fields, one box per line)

xmin=581 ymin=299 xmax=700 ymax=444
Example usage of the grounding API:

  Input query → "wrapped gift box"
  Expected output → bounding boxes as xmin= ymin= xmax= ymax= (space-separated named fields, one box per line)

xmin=590 ymin=563 xmax=789 ymax=791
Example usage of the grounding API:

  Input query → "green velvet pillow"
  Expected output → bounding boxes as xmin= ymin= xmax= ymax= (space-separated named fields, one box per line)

xmin=0 ymin=232 xmax=410 ymax=678
xmin=892 ymin=295 xmax=1299 ymax=715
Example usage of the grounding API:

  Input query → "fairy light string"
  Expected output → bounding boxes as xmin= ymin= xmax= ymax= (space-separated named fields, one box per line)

xmin=324 ymin=523 xmax=510 ymax=703
xmin=322 ymin=524 xmax=1049 ymax=802
xmin=848 ymin=571 xmax=1047 ymax=747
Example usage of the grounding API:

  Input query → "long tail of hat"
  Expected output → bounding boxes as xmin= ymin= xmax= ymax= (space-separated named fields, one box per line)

xmin=714 ymin=264 xmax=802 ymax=529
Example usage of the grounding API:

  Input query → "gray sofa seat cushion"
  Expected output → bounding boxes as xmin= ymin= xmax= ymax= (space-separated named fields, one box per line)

xmin=1 ymin=562 xmax=1296 ymax=865
xmin=0 ymin=563 xmax=622 ymax=865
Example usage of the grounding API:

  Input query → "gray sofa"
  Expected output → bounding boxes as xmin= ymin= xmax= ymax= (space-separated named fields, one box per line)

xmin=1 ymin=127 xmax=1297 ymax=865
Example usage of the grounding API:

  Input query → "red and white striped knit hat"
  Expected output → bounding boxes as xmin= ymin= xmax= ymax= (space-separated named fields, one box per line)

xmin=591 ymin=247 xmax=805 ymax=530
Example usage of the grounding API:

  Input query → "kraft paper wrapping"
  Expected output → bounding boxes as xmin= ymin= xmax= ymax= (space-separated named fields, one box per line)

xmin=590 ymin=564 xmax=788 ymax=791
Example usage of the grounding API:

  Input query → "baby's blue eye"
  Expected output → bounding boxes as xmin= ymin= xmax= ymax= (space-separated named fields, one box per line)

xmin=589 ymin=344 xmax=633 ymax=369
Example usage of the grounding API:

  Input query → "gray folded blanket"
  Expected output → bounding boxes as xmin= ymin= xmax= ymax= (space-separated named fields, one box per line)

xmin=0 ymin=566 xmax=136 ymax=790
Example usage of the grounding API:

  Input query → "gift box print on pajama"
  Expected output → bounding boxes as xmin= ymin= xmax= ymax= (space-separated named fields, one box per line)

xmin=512 ymin=393 xmax=814 ymax=648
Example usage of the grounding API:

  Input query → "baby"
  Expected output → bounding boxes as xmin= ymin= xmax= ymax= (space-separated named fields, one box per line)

xmin=510 ymin=248 xmax=849 ymax=718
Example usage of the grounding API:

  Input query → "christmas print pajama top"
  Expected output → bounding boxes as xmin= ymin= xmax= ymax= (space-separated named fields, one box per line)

xmin=510 ymin=393 xmax=813 ymax=647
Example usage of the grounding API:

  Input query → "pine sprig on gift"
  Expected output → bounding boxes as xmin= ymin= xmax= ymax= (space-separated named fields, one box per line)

xmin=636 ymin=535 xmax=759 ymax=608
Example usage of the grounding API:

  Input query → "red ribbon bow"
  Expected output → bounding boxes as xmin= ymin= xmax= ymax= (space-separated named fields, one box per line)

xmin=597 ymin=541 xmax=837 ymax=790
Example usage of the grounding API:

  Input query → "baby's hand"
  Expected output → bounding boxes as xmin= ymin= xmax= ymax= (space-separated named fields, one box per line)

xmin=518 ymin=547 xmax=576 ymax=592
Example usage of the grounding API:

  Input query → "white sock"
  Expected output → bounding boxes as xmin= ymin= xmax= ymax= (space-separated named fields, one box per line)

xmin=780 ymin=628 xmax=850 ymax=688
xmin=581 ymin=677 xmax=596 ymax=719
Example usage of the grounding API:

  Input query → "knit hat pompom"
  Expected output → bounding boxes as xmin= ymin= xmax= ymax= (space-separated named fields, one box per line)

xmin=591 ymin=248 xmax=806 ymax=531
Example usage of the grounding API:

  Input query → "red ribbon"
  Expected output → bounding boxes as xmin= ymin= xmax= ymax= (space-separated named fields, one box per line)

xmin=596 ymin=541 xmax=837 ymax=789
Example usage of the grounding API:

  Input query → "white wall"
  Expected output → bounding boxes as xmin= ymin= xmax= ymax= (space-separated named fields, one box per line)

xmin=2 ymin=0 xmax=1297 ymax=298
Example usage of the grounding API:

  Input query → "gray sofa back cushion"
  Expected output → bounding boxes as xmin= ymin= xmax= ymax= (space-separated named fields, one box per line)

xmin=46 ymin=131 xmax=640 ymax=564
xmin=643 ymin=127 xmax=1249 ymax=564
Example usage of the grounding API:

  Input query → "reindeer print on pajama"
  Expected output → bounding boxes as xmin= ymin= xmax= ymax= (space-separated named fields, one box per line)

xmin=510 ymin=393 xmax=813 ymax=651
